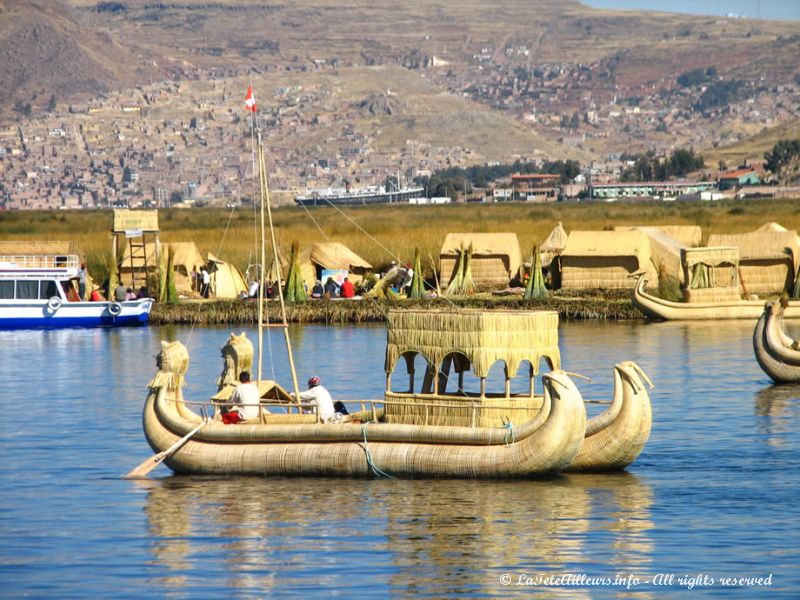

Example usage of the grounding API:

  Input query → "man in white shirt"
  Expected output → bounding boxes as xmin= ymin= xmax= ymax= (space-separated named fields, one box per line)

xmin=296 ymin=376 xmax=336 ymax=422
xmin=228 ymin=371 xmax=263 ymax=421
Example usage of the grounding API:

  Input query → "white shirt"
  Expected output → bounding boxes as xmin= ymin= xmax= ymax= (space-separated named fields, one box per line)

xmin=230 ymin=381 xmax=262 ymax=420
xmin=201 ymin=270 xmax=210 ymax=284
xmin=297 ymin=385 xmax=335 ymax=422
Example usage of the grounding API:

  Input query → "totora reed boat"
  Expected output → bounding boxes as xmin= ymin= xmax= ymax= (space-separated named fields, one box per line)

xmin=633 ymin=276 xmax=800 ymax=321
xmin=753 ymin=299 xmax=800 ymax=383
xmin=129 ymin=118 xmax=652 ymax=480
xmin=135 ymin=309 xmax=653 ymax=479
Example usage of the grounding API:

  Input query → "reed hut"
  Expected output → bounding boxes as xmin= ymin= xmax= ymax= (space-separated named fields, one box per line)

xmin=384 ymin=309 xmax=560 ymax=427
xmin=207 ymin=253 xmax=247 ymax=299
xmin=439 ymin=233 xmax=522 ymax=291
xmin=614 ymin=226 xmax=685 ymax=282
xmin=540 ymin=222 xmax=568 ymax=270
xmin=292 ymin=242 xmax=373 ymax=290
xmin=560 ymin=230 xmax=657 ymax=290
xmin=707 ymin=229 xmax=799 ymax=296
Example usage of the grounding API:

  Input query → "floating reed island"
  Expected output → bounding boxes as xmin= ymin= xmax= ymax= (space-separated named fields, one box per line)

xmin=150 ymin=290 xmax=639 ymax=325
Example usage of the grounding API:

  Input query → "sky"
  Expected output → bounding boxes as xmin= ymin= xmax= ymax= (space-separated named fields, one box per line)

xmin=581 ymin=0 xmax=800 ymax=20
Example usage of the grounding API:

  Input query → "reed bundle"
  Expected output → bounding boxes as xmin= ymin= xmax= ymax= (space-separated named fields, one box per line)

xmin=408 ymin=248 xmax=426 ymax=299
xmin=524 ymin=245 xmax=547 ymax=300
xmin=284 ymin=241 xmax=307 ymax=302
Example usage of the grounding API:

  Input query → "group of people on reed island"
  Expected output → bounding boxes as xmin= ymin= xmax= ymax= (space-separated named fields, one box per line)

xmin=220 ymin=372 xmax=346 ymax=424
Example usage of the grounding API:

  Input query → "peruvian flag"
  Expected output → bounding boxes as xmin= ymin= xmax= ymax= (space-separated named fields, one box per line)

xmin=244 ymin=85 xmax=257 ymax=112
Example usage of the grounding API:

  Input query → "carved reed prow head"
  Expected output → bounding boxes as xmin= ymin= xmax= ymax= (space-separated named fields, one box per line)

xmin=149 ymin=340 xmax=189 ymax=390
xmin=218 ymin=332 xmax=254 ymax=389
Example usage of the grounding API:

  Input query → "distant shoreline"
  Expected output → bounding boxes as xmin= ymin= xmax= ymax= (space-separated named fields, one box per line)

xmin=580 ymin=0 xmax=800 ymax=21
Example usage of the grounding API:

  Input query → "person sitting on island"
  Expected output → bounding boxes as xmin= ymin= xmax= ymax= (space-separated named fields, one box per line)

xmin=114 ymin=283 xmax=127 ymax=302
xmin=247 ymin=279 xmax=259 ymax=299
xmin=340 ymin=277 xmax=355 ymax=299
xmin=125 ymin=288 xmax=137 ymax=300
xmin=222 ymin=371 xmax=265 ymax=424
xmin=294 ymin=376 xmax=336 ymax=423
xmin=323 ymin=277 xmax=339 ymax=298
xmin=311 ymin=280 xmax=324 ymax=299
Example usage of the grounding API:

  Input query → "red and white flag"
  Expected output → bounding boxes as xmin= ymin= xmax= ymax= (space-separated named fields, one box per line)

xmin=244 ymin=85 xmax=257 ymax=113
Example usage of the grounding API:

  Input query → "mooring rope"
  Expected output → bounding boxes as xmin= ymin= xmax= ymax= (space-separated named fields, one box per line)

xmin=361 ymin=423 xmax=394 ymax=478
xmin=503 ymin=421 xmax=515 ymax=447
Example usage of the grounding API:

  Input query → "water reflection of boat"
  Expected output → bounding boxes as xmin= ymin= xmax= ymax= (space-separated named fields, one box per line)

xmin=633 ymin=276 xmax=800 ymax=321
xmin=753 ymin=300 xmax=800 ymax=383
xmin=138 ymin=473 xmax=653 ymax=595
xmin=754 ymin=384 xmax=800 ymax=448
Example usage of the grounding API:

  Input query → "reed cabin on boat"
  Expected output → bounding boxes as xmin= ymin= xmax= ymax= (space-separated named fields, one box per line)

xmin=383 ymin=309 xmax=560 ymax=427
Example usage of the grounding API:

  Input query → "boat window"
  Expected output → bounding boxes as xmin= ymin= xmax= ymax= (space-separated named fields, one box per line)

xmin=0 ymin=281 xmax=13 ymax=299
xmin=16 ymin=280 xmax=38 ymax=300
xmin=39 ymin=280 xmax=58 ymax=299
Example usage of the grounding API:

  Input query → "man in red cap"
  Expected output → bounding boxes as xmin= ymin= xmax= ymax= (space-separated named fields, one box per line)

xmin=295 ymin=376 xmax=336 ymax=422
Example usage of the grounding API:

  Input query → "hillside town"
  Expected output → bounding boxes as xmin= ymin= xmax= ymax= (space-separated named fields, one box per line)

xmin=1 ymin=46 xmax=799 ymax=210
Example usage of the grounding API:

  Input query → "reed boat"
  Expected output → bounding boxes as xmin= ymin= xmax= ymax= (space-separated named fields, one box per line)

xmin=753 ymin=300 xmax=800 ymax=383
xmin=633 ymin=276 xmax=800 ymax=321
xmin=136 ymin=309 xmax=653 ymax=479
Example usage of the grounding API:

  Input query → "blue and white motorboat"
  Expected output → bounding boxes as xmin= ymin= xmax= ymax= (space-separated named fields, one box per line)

xmin=0 ymin=253 xmax=152 ymax=329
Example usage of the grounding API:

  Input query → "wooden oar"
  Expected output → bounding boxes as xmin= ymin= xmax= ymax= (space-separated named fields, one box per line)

xmin=123 ymin=420 xmax=207 ymax=479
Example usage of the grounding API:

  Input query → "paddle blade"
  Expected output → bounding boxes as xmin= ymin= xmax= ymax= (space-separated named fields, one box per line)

xmin=123 ymin=452 xmax=167 ymax=479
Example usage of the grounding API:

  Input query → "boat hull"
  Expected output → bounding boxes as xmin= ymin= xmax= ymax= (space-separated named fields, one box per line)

xmin=566 ymin=362 xmax=653 ymax=473
xmin=142 ymin=370 xmax=588 ymax=479
xmin=753 ymin=301 xmax=800 ymax=383
xmin=0 ymin=299 xmax=152 ymax=329
xmin=633 ymin=276 xmax=800 ymax=321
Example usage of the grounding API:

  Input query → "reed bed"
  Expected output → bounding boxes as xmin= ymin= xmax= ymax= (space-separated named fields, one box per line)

xmin=149 ymin=290 xmax=638 ymax=325
xmin=0 ymin=198 xmax=798 ymax=282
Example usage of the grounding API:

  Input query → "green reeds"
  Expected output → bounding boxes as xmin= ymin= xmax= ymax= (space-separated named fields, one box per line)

xmin=523 ymin=245 xmax=547 ymax=300
xmin=408 ymin=248 xmax=426 ymax=299
xmin=164 ymin=247 xmax=178 ymax=304
xmin=284 ymin=242 xmax=307 ymax=302
xmin=445 ymin=243 xmax=476 ymax=297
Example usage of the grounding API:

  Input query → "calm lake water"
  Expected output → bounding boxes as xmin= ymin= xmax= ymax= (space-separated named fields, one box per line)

xmin=1 ymin=319 xmax=798 ymax=597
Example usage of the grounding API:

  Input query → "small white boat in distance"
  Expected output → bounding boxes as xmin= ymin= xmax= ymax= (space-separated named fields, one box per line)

xmin=0 ymin=253 xmax=152 ymax=329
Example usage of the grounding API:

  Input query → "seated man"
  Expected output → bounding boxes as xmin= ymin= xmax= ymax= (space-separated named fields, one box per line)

xmin=295 ymin=376 xmax=336 ymax=422
xmin=223 ymin=371 xmax=265 ymax=423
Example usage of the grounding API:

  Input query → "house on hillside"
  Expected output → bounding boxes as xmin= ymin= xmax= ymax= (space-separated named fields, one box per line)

xmin=718 ymin=168 xmax=760 ymax=191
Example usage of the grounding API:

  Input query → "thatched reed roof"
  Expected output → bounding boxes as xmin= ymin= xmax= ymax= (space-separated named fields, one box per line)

xmin=207 ymin=253 xmax=247 ymax=298
xmin=561 ymin=230 xmax=657 ymax=289
xmin=707 ymin=230 xmax=798 ymax=265
xmin=439 ymin=233 xmax=522 ymax=290
xmin=618 ymin=227 xmax=685 ymax=280
xmin=657 ymin=225 xmax=702 ymax=248
xmin=541 ymin=222 xmax=568 ymax=253
xmin=166 ymin=242 xmax=206 ymax=272
xmin=682 ymin=246 xmax=739 ymax=269
xmin=385 ymin=309 xmax=560 ymax=378
xmin=0 ymin=240 xmax=78 ymax=256
xmin=310 ymin=242 xmax=372 ymax=272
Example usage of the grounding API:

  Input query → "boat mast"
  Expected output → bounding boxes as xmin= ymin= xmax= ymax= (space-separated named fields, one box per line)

xmin=256 ymin=131 xmax=302 ymax=404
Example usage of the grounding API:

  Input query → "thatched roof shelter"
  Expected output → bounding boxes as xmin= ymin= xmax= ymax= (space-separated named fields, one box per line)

xmin=120 ymin=241 xmax=206 ymax=294
xmin=540 ymin=222 xmax=568 ymax=268
xmin=287 ymin=241 xmax=372 ymax=289
xmin=385 ymin=309 xmax=560 ymax=379
xmin=560 ymin=230 xmax=656 ymax=289
xmin=614 ymin=226 xmax=686 ymax=281
xmin=707 ymin=229 xmax=799 ymax=295
xmin=207 ymin=253 xmax=247 ymax=299
xmin=439 ymin=233 xmax=522 ymax=291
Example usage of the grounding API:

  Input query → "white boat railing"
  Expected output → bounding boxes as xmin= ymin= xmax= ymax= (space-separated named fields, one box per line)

xmin=0 ymin=254 xmax=80 ymax=279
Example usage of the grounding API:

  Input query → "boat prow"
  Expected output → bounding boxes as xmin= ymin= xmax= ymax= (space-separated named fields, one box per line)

xmin=567 ymin=361 xmax=653 ymax=473
xmin=633 ymin=275 xmax=800 ymax=321
xmin=753 ymin=300 xmax=800 ymax=383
